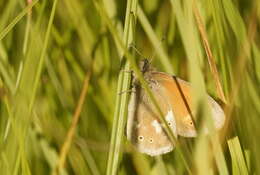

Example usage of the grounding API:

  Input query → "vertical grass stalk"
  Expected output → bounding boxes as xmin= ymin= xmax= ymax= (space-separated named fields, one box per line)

xmin=104 ymin=0 xmax=138 ymax=175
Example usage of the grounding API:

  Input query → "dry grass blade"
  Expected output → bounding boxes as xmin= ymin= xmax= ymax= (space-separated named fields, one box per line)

xmin=220 ymin=8 xmax=258 ymax=143
xmin=192 ymin=0 xmax=226 ymax=103
xmin=53 ymin=64 xmax=93 ymax=175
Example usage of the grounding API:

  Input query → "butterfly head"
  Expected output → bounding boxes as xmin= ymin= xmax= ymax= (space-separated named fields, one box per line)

xmin=139 ymin=59 xmax=153 ymax=74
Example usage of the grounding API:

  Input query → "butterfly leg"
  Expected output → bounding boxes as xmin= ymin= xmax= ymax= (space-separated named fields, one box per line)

xmin=118 ymin=89 xmax=136 ymax=95
xmin=129 ymin=43 xmax=146 ymax=59
xmin=120 ymin=69 xmax=133 ymax=74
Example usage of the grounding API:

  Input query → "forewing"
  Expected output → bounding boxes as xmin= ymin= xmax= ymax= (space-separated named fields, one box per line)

xmin=152 ymin=72 xmax=225 ymax=137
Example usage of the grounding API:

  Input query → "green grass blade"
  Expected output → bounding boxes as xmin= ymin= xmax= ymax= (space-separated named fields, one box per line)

xmin=95 ymin=0 xmax=138 ymax=175
xmin=211 ymin=136 xmax=229 ymax=175
xmin=29 ymin=0 xmax=58 ymax=111
xmin=228 ymin=136 xmax=249 ymax=175
xmin=137 ymin=5 xmax=173 ymax=74
xmin=0 ymin=0 xmax=39 ymax=41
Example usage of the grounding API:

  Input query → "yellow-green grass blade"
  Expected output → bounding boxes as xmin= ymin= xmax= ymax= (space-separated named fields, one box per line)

xmin=228 ymin=137 xmax=249 ymax=175
xmin=0 ymin=0 xmax=39 ymax=41
xmin=93 ymin=0 xmax=138 ymax=175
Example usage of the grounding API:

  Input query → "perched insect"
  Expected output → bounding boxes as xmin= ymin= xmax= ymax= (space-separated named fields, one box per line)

xmin=127 ymin=59 xmax=225 ymax=156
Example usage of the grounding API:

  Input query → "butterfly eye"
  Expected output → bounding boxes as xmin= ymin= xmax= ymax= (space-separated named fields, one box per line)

xmin=168 ymin=122 xmax=172 ymax=126
xmin=138 ymin=136 xmax=144 ymax=141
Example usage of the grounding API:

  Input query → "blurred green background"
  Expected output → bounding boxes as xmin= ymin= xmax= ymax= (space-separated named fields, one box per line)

xmin=0 ymin=0 xmax=259 ymax=174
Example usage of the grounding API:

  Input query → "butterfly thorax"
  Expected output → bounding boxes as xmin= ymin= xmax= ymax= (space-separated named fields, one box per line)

xmin=133 ymin=59 xmax=158 ymax=86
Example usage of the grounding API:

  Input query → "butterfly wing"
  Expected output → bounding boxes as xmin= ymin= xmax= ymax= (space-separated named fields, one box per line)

xmin=151 ymin=72 xmax=225 ymax=137
xmin=127 ymin=82 xmax=177 ymax=156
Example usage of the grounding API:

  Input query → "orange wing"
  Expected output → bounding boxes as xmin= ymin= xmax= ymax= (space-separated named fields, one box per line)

xmin=152 ymin=72 xmax=225 ymax=137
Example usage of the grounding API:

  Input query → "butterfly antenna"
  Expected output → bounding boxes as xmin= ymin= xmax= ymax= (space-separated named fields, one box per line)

xmin=129 ymin=43 xmax=146 ymax=59
xmin=149 ymin=36 xmax=166 ymax=64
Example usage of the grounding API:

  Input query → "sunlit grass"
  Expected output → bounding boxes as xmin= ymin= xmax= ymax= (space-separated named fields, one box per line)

xmin=0 ymin=0 xmax=259 ymax=175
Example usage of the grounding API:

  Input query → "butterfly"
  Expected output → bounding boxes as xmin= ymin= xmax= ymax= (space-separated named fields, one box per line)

xmin=126 ymin=59 xmax=225 ymax=156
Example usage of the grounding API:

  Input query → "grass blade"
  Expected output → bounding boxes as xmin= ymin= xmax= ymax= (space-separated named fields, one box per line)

xmin=228 ymin=137 xmax=249 ymax=175
xmin=137 ymin=5 xmax=173 ymax=74
xmin=94 ymin=0 xmax=138 ymax=175
xmin=0 ymin=0 xmax=39 ymax=41
xmin=193 ymin=0 xmax=226 ymax=103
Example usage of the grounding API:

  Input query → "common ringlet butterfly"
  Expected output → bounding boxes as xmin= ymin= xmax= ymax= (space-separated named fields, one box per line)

xmin=127 ymin=59 xmax=225 ymax=156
